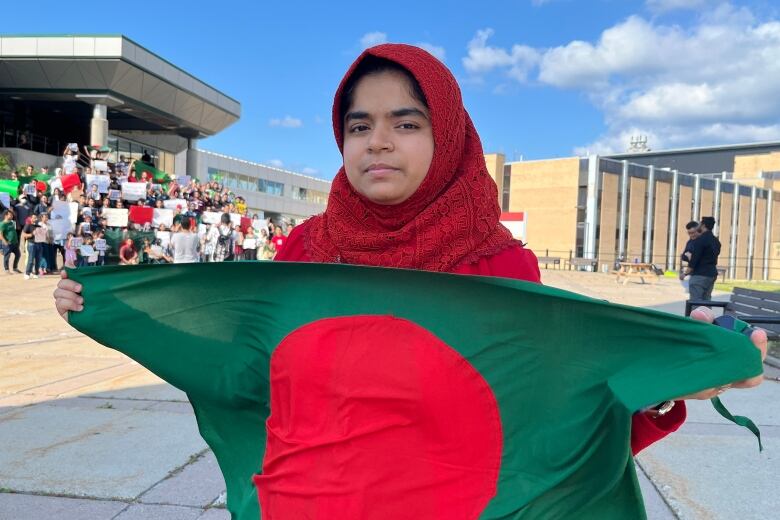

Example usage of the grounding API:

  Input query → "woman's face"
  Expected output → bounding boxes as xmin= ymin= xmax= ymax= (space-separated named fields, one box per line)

xmin=342 ymin=70 xmax=433 ymax=206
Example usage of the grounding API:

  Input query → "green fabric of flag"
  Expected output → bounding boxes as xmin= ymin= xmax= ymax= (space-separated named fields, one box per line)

xmin=66 ymin=262 xmax=762 ymax=520
xmin=133 ymin=161 xmax=171 ymax=183
xmin=0 ymin=180 xmax=19 ymax=196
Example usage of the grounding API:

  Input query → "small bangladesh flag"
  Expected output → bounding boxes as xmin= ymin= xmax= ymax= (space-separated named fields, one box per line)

xmin=66 ymin=262 xmax=762 ymax=520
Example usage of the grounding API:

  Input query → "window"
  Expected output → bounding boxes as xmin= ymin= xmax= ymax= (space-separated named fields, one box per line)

xmin=258 ymin=178 xmax=284 ymax=196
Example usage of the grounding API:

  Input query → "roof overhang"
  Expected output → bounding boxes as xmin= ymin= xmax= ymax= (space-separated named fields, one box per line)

xmin=0 ymin=35 xmax=241 ymax=140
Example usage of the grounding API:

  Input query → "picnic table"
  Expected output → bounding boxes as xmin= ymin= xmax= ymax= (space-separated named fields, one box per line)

xmin=615 ymin=262 xmax=660 ymax=285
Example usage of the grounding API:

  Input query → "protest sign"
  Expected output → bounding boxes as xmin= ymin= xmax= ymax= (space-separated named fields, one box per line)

xmin=242 ymin=238 xmax=257 ymax=250
xmin=24 ymin=183 xmax=37 ymax=196
xmin=152 ymin=208 xmax=174 ymax=228
xmin=80 ymin=222 xmax=92 ymax=235
xmin=156 ymin=231 xmax=171 ymax=249
xmin=163 ymin=198 xmax=188 ymax=211
xmin=201 ymin=212 xmax=221 ymax=225
xmin=122 ymin=182 xmax=147 ymax=202
xmin=103 ymin=208 xmax=129 ymax=227
xmin=230 ymin=213 xmax=242 ymax=226
xmin=70 ymin=237 xmax=83 ymax=248
xmin=50 ymin=201 xmax=77 ymax=240
xmin=86 ymin=174 xmax=111 ymax=193
xmin=0 ymin=193 xmax=10 ymax=209
xmin=93 ymin=160 xmax=108 ymax=172
xmin=80 ymin=244 xmax=95 ymax=256
xmin=175 ymin=175 xmax=191 ymax=186
xmin=94 ymin=239 xmax=107 ymax=251
xmin=117 ymin=176 xmax=129 ymax=185
xmin=109 ymin=189 xmax=121 ymax=201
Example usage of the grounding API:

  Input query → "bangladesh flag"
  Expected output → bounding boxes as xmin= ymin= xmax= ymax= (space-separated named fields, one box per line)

xmin=66 ymin=262 xmax=762 ymax=520
xmin=133 ymin=161 xmax=171 ymax=184
xmin=0 ymin=179 xmax=19 ymax=196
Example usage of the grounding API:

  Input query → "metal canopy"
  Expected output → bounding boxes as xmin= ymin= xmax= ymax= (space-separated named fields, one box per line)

xmin=0 ymin=36 xmax=241 ymax=141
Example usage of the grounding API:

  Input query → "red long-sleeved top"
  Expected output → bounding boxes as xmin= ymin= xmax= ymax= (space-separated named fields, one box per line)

xmin=275 ymin=221 xmax=685 ymax=454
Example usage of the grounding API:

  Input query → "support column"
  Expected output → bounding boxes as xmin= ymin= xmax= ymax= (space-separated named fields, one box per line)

xmin=713 ymin=178 xmax=722 ymax=236
xmin=729 ymin=183 xmax=740 ymax=279
xmin=643 ymin=166 xmax=655 ymax=263
xmin=618 ymin=160 xmax=629 ymax=260
xmin=584 ymin=155 xmax=600 ymax=266
xmin=666 ymin=170 xmax=680 ymax=271
xmin=90 ymin=104 xmax=108 ymax=147
xmin=692 ymin=174 xmax=701 ymax=219
xmin=747 ymin=186 xmax=757 ymax=280
xmin=764 ymin=190 xmax=774 ymax=281
xmin=186 ymin=138 xmax=199 ymax=180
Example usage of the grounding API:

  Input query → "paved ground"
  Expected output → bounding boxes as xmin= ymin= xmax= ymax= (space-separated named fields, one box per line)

xmin=0 ymin=269 xmax=777 ymax=519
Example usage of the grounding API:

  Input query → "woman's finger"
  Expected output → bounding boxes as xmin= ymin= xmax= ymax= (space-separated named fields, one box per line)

xmin=53 ymin=288 xmax=84 ymax=303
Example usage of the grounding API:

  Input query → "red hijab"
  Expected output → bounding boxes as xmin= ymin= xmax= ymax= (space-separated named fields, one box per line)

xmin=305 ymin=43 xmax=516 ymax=272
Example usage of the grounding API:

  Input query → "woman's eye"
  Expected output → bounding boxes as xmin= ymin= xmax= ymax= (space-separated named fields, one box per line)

xmin=349 ymin=124 xmax=369 ymax=133
xmin=397 ymin=122 xmax=419 ymax=130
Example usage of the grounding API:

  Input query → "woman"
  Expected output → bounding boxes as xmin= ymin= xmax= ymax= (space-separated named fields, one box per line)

xmin=54 ymin=43 xmax=766 ymax=511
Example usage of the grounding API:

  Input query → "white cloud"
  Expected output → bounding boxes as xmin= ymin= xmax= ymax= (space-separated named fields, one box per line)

xmin=302 ymin=167 xmax=319 ymax=175
xmin=463 ymin=29 xmax=539 ymax=82
xmin=268 ymin=159 xmax=284 ymax=168
xmin=269 ymin=116 xmax=303 ymax=128
xmin=645 ymin=0 xmax=707 ymax=13
xmin=360 ymin=32 xmax=388 ymax=49
xmin=464 ymin=9 xmax=780 ymax=154
xmin=415 ymin=42 xmax=446 ymax=61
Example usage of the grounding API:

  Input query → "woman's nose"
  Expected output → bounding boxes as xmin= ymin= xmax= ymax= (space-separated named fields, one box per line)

xmin=367 ymin=126 xmax=394 ymax=152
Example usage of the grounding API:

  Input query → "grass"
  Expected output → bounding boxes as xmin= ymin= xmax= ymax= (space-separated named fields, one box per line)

xmin=714 ymin=280 xmax=780 ymax=293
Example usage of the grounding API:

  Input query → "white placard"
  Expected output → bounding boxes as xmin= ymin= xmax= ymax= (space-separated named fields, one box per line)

xmin=52 ymin=200 xmax=78 ymax=224
xmin=108 ymin=189 xmax=121 ymax=201
xmin=24 ymin=183 xmax=37 ymax=196
xmin=94 ymin=238 xmax=107 ymax=251
xmin=102 ymin=208 xmax=129 ymax=227
xmin=163 ymin=198 xmax=187 ymax=211
xmin=122 ymin=182 xmax=147 ymax=202
xmin=79 ymin=222 xmax=92 ymax=235
xmin=242 ymin=238 xmax=257 ymax=250
xmin=175 ymin=175 xmax=191 ymax=186
xmin=117 ymin=176 xmax=128 ymax=185
xmin=201 ymin=211 xmax=221 ymax=225
xmin=86 ymin=174 xmax=111 ymax=193
xmin=93 ymin=160 xmax=108 ymax=172
xmin=153 ymin=208 xmax=173 ymax=228
xmin=230 ymin=213 xmax=241 ymax=226
xmin=156 ymin=231 xmax=171 ymax=249
xmin=79 ymin=244 xmax=95 ymax=256
xmin=0 ymin=193 xmax=10 ymax=208
xmin=70 ymin=237 xmax=83 ymax=248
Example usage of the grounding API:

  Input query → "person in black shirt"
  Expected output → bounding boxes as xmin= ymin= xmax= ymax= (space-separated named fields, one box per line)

xmin=686 ymin=216 xmax=721 ymax=301
xmin=679 ymin=220 xmax=700 ymax=282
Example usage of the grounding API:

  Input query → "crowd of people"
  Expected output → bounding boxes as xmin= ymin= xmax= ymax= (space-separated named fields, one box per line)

xmin=0 ymin=144 xmax=293 ymax=277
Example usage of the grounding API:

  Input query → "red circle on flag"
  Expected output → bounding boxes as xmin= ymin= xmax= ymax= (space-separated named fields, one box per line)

xmin=254 ymin=315 xmax=503 ymax=519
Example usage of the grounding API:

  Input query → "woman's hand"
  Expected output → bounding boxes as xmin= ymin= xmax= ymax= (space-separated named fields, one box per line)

xmin=53 ymin=270 xmax=83 ymax=322
xmin=677 ymin=306 xmax=767 ymax=400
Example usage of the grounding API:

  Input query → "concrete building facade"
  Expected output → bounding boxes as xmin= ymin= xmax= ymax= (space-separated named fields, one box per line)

xmin=486 ymin=152 xmax=780 ymax=281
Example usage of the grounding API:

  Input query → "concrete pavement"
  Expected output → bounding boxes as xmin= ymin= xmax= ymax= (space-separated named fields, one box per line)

xmin=1 ymin=269 xmax=777 ymax=519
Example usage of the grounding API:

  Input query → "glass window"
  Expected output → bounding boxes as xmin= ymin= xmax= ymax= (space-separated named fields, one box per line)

xmin=258 ymin=178 xmax=284 ymax=196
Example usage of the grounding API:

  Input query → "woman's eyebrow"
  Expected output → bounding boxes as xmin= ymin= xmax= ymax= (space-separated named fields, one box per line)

xmin=389 ymin=107 xmax=428 ymax=119
xmin=345 ymin=107 xmax=428 ymax=123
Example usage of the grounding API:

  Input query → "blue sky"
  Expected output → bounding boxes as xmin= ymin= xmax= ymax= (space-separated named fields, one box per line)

xmin=7 ymin=0 xmax=780 ymax=179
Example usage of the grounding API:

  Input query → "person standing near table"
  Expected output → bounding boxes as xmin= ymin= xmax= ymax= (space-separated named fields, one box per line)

xmin=685 ymin=216 xmax=720 ymax=301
